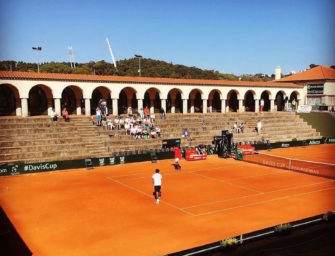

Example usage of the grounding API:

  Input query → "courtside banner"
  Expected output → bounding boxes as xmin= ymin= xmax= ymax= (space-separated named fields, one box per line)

xmin=0 ymin=151 xmax=174 ymax=176
xmin=254 ymin=138 xmax=325 ymax=151
xmin=0 ymin=159 xmax=85 ymax=176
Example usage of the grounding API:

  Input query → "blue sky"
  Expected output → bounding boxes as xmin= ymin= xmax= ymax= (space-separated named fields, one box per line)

xmin=0 ymin=0 xmax=334 ymax=75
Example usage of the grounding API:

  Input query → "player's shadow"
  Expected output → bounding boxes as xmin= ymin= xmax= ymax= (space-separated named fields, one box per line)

xmin=172 ymin=163 xmax=181 ymax=170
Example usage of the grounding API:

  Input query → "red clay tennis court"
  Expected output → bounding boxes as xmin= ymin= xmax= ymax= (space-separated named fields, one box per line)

xmin=0 ymin=144 xmax=335 ymax=255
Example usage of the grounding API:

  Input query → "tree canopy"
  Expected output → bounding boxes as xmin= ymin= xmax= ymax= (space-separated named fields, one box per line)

xmin=0 ymin=58 xmax=275 ymax=81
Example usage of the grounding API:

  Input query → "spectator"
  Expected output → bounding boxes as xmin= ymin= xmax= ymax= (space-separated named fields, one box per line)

xmin=144 ymin=106 xmax=150 ymax=117
xmin=114 ymin=116 xmax=120 ymax=130
xmin=96 ymin=107 xmax=102 ymax=126
xmin=62 ymin=107 xmax=70 ymax=122
xmin=160 ymin=107 xmax=166 ymax=119
xmin=50 ymin=108 xmax=58 ymax=122
xmin=239 ymin=122 xmax=244 ymax=133
xmin=156 ymin=127 xmax=161 ymax=138
xmin=101 ymin=117 xmax=107 ymax=129
xmin=128 ymin=106 xmax=133 ymax=116
xmin=260 ymin=98 xmax=264 ymax=112
xmin=139 ymin=108 xmax=145 ymax=119
xmin=233 ymin=122 xmax=240 ymax=133
xmin=107 ymin=117 xmax=114 ymax=130
xmin=291 ymin=98 xmax=296 ymax=111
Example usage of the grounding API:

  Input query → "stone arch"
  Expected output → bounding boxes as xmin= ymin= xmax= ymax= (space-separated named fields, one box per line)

xmin=144 ymin=87 xmax=161 ymax=113
xmin=244 ymin=90 xmax=256 ymax=112
xmin=28 ymin=84 xmax=53 ymax=116
xmin=118 ymin=87 xmax=137 ymax=115
xmin=61 ymin=85 xmax=83 ymax=115
xmin=289 ymin=91 xmax=300 ymax=110
xmin=290 ymin=91 xmax=299 ymax=101
xmin=208 ymin=89 xmax=221 ymax=112
xmin=0 ymin=84 xmax=19 ymax=116
xmin=260 ymin=90 xmax=271 ymax=112
xmin=91 ymin=86 xmax=111 ymax=115
xmin=167 ymin=88 xmax=183 ymax=113
xmin=189 ymin=89 xmax=203 ymax=113
xmin=275 ymin=90 xmax=286 ymax=111
xmin=227 ymin=90 xmax=239 ymax=112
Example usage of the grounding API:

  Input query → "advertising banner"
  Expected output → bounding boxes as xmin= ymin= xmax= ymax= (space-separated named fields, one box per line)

xmin=0 ymin=151 xmax=174 ymax=176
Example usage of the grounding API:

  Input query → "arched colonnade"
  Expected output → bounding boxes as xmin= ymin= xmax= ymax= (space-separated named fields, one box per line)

xmin=0 ymin=80 xmax=302 ymax=117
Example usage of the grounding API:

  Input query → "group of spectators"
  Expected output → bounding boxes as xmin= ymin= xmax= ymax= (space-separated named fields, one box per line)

xmin=50 ymin=107 xmax=70 ymax=123
xmin=93 ymin=105 xmax=162 ymax=140
xmin=231 ymin=120 xmax=262 ymax=135
xmin=232 ymin=122 xmax=245 ymax=133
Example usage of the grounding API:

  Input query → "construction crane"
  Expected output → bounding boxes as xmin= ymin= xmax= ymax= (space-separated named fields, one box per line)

xmin=106 ymin=37 xmax=117 ymax=71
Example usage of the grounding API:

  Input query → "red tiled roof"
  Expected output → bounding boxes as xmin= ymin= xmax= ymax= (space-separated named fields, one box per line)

xmin=278 ymin=65 xmax=335 ymax=82
xmin=0 ymin=71 xmax=301 ymax=88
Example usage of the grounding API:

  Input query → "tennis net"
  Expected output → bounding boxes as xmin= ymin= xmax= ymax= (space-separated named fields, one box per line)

xmin=243 ymin=153 xmax=335 ymax=179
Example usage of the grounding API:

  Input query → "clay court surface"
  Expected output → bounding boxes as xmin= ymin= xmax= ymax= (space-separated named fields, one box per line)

xmin=0 ymin=144 xmax=335 ymax=256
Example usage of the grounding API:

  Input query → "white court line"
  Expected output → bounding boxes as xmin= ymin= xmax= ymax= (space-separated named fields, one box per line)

xmin=183 ymin=180 xmax=335 ymax=210
xmin=193 ymin=186 xmax=335 ymax=217
xmin=190 ymin=171 xmax=263 ymax=194
xmin=107 ymin=176 xmax=195 ymax=216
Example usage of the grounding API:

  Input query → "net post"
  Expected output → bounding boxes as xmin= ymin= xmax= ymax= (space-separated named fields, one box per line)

xmin=289 ymin=159 xmax=292 ymax=169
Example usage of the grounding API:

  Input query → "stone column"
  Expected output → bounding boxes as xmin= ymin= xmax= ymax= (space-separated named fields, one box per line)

xmin=171 ymin=99 xmax=176 ymax=113
xmin=182 ymin=99 xmax=188 ymax=114
xmin=21 ymin=98 xmax=28 ymax=117
xmin=76 ymin=99 xmax=81 ymax=115
xmin=137 ymin=99 xmax=143 ymax=113
xmin=85 ymin=98 xmax=91 ymax=116
xmin=238 ymin=99 xmax=243 ymax=112
xmin=270 ymin=99 xmax=275 ymax=112
xmin=221 ymin=99 xmax=226 ymax=113
xmin=208 ymin=99 xmax=213 ymax=113
xmin=16 ymin=98 xmax=22 ymax=116
xmin=202 ymin=99 xmax=207 ymax=114
xmin=112 ymin=98 xmax=118 ymax=116
xmin=190 ymin=99 xmax=195 ymax=113
xmin=47 ymin=98 xmax=53 ymax=116
xmin=255 ymin=99 xmax=260 ymax=113
xmin=54 ymin=98 xmax=61 ymax=116
xmin=161 ymin=99 xmax=166 ymax=113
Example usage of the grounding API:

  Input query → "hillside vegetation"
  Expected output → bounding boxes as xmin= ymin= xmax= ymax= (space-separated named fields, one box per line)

xmin=0 ymin=59 xmax=275 ymax=81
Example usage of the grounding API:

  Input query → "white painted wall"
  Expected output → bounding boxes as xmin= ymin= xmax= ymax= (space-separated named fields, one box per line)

xmin=0 ymin=78 xmax=305 ymax=116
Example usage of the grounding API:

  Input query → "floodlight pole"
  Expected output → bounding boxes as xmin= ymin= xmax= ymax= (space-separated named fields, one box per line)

xmin=134 ymin=54 xmax=142 ymax=77
xmin=32 ymin=47 xmax=42 ymax=72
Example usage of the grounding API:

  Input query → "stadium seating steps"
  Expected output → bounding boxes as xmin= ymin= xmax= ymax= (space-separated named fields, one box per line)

xmin=0 ymin=112 xmax=321 ymax=164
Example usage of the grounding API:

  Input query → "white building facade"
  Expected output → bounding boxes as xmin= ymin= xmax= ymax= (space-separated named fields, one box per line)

xmin=0 ymin=71 xmax=304 ymax=117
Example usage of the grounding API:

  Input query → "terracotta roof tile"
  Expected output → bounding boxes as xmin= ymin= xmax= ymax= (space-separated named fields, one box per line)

xmin=0 ymin=71 xmax=301 ymax=88
xmin=278 ymin=65 xmax=335 ymax=82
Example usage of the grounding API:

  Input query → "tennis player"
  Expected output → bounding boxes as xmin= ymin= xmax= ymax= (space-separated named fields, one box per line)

xmin=152 ymin=169 xmax=162 ymax=204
